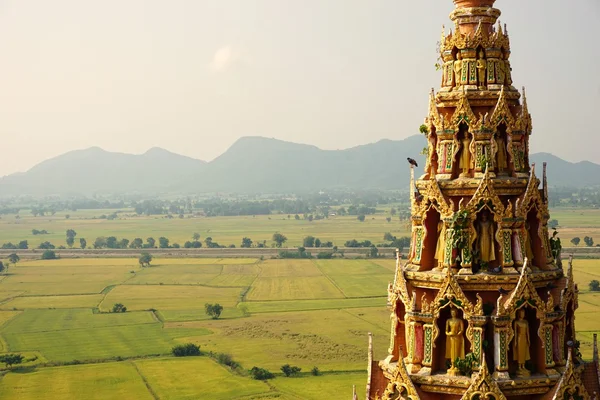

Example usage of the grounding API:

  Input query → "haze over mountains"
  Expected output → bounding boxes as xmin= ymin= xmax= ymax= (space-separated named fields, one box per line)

xmin=1 ymin=135 xmax=599 ymax=196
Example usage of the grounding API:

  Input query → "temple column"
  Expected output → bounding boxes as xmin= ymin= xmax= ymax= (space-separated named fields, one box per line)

xmin=469 ymin=316 xmax=488 ymax=370
xmin=552 ymin=318 xmax=566 ymax=369
xmin=410 ymin=225 xmax=426 ymax=265
xmin=436 ymin=138 xmax=456 ymax=178
xmin=404 ymin=312 xmax=424 ymax=373
xmin=462 ymin=49 xmax=478 ymax=91
xmin=486 ymin=48 xmax=503 ymax=91
xmin=542 ymin=321 xmax=557 ymax=373
xmin=421 ymin=314 xmax=435 ymax=375
xmin=499 ymin=227 xmax=515 ymax=271
xmin=492 ymin=315 xmax=511 ymax=379
xmin=473 ymin=139 xmax=495 ymax=178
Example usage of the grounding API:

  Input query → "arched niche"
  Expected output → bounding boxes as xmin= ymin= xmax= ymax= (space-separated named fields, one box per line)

xmin=393 ymin=298 xmax=408 ymax=361
xmin=426 ymin=127 xmax=439 ymax=179
xmin=421 ymin=206 xmax=442 ymax=271
xmin=434 ymin=305 xmax=471 ymax=374
xmin=508 ymin=305 xmax=544 ymax=376
xmin=472 ymin=207 xmax=501 ymax=271
xmin=526 ymin=207 xmax=547 ymax=268
xmin=453 ymin=122 xmax=472 ymax=179
xmin=495 ymin=123 xmax=510 ymax=176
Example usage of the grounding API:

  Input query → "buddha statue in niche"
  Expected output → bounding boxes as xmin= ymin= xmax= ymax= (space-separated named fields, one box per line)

xmin=495 ymin=133 xmax=508 ymax=174
xmin=513 ymin=308 xmax=531 ymax=377
xmin=476 ymin=211 xmax=496 ymax=265
xmin=435 ymin=220 xmax=447 ymax=269
xmin=458 ymin=130 xmax=472 ymax=177
xmin=445 ymin=307 xmax=465 ymax=376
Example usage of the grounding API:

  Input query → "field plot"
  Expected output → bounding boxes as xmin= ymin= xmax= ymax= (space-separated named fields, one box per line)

xmin=328 ymin=274 xmax=391 ymax=298
xmin=152 ymin=258 xmax=258 ymax=265
xmin=135 ymin=357 xmax=270 ymax=400
xmin=314 ymin=259 xmax=390 ymax=276
xmin=0 ymin=262 xmax=134 ymax=295
xmin=0 ymin=362 xmax=154 ymax=400
xmin=192 ymin=309 xmax=389 ymax=371
xmin=126 ymin=264 xmax=223 ymax=285
xmin=207 ymin=264 xmax=260 ymax=287
xmin=100 ymin=285 xmax=242 ymax=311
xmin=259 ymin=259 xmax=323 ymax=277
xmin=159 ymin=307 xmax=244 ymax=322
xmin=246 ymin=276 xmax=343 ymax=301
xmin=3 ymin=309 xmax=156 ymax=333
xmin=0 ymin=310 xmax=21 ymax=326
xmin=1 ymin=294 xmax=104 ymax=309
xmin=241 ymin=297 xmax=386 ymax=314
xmin=272 ymin=373 xmax=366 ymax=400
xmin=4 ymin=322 xmax=173 ymax=362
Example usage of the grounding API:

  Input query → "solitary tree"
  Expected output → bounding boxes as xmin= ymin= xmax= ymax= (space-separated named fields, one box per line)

xmin=241 ymin=237 xmax=253 ymax=248
xmin=0 ymin=262 xmax=4 ymax=274
xmin=79 ymin=238 xmax=87 ymax=249
xmin=0 ymin=353 xmax=24 ymax=369
xmin=281 ymin=364 xmax=302 ymax=377
xmin=314 ymin=238 xmax=321 ymax=248
xmin=138 ymin=252 xmax=153 ymax=267
xmin=548 ymin=219 xmax=559 ymax=229
xmin=205 ymin=303 xmax=224 ymax=319
xmin=357 ymin=215 xmax=366 ymax=222
xmin=112 ymin=303 xmax=127 ymax=313
xmin=8 ymin=253 xmax=19 ymax=266
xmin=192 ymin=232 xmax=201 ymax=241
xmin=159 ymin=237 xmax=170 ymax=248
xmin=303 ymin=236 xmax=315 ymax=247
xmin=584 ymin=236 xmax=594 ymax=247
xmin=272 ymin=233 xmax=287 ymax=248
xmin=66 ymin=229 xmax=77 ymax=248
xmin=571 ymin=237 xmax=581 ymax=247
xmin=41 ymin=250 xmax=57 ymax=260
xmin=146 ymin=237 xmax=156 ymax=248
xmin=130 ymin=238 xmax=143 ymax=249
xmin=589 ymin=280 xmax=600 ymax=292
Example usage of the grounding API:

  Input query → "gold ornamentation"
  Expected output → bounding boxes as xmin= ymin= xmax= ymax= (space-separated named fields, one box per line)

xmin=381 ymin=355 xmax=420 ymax=400
xmin=550 ymin=349 xmax=592 ymax=400
xmin=460 ymin=357 xmax=507 ymax=400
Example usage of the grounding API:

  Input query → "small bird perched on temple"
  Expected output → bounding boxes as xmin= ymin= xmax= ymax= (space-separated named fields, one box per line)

xmin=414 ymin=187 xmax=424 ymax=202
xmin=407 ymin=158 xmax=418 ymax=168
xmin=498 ymin=287 xmax=510 ymax=295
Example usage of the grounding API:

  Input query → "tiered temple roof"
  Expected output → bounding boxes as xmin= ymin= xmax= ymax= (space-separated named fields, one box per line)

xmin=364 ymin=0 xmax=599 ymax=399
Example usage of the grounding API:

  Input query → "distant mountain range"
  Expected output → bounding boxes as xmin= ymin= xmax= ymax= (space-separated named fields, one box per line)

xmin=1 ymin=136 xmax=599 ymax=196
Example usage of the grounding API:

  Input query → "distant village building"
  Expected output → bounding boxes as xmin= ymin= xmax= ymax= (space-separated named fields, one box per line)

xmin=364 ymin=0 xmax=599 ymax=399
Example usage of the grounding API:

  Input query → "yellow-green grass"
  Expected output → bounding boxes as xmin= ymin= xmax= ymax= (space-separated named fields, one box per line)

xmin=241 ymin=297 xmax=386 ymax=314
xmin=343 ymin=307 xmax=394 ymax=332
xmin=100 ymin=285 xmax=243 ymax=311
xmin=259 ymin=259 xmax=323 ymax=277
xmin=1 ymin=294 xmax=104 ymax=310
xmin=0 ymin=362 xmax=154 ymax=400
xmin=0 ymin=211 xmax=409 ymax=248
xmin=0 ymin=310 xmax=21 ymax=326
xmin=577 ymin=331 xmax=600 ymax=360
xmin=314 ymin=259 xmax=390 ymax=276
xmin=271 ymin=372 xmax=366 ymax=400
xmin=126 ymin=264 xmax=223 ymax=285
xmin=328 ymin=274 xmax=392 ymax=298
xmin=4 ymin=322 xmax=175 ymax=362
xmin=0 ymin=290 xmax=24 ymax=303
xmin=190 ymin=309 xmax=389 ymax=371
xmin=246 ymin=276 xmax=344 ymax=301
xmin=158 ymin=258 xmax=258 ymax=265
xmin=17 ymin=258 xmax=141 ymax=267
xmin=158 ymin=307 xmax=245 ymax=322
xmin=571 ymin=259 xmax=600 ymax=293
xmin=372 ymin=259 xmax=398 ymax=272
xmin=134 ymin=357 xmax=270 ymax=400
xmin=1 ymin=262 xmax=134 ymax=295
xmin=2 ymin=309 xmax=156 ymax=333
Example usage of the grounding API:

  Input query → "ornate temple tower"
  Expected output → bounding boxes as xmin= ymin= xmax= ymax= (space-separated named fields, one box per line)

xmin=365 ymin=0 xmax=600 ymax=399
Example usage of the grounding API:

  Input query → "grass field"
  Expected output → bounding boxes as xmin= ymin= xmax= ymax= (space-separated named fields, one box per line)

xmin=0 ymin=255 xmax=598 ymax=399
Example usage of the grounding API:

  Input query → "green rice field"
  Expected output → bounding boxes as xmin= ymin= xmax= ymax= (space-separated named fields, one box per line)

xmin=0 ymin=256 xmax=598 ymax=399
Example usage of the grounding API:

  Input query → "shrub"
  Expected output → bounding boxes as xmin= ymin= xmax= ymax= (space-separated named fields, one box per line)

xmin=590 ymin=280 xmax=600 ymax=292
xmin=316 ymin=252 xmax=334 ymax=259
xmin=216 ymin=353 xmax=240 ymax=369
xmin=249 ymin=366 xmax=274 ymax=380
xmin=112 ymin=303 xmax=127 ymax=313
xmin=311 ymin=366 xmax=320 ymax=376
xmin=205 ymin=303 xmax=224 ymax=319
xmin=281 ymin=364 xmax=302 ymax=377
xmin=41 ymin=250 xmax=57 ymax=260
xmin=172 ymin=343 xmax=201 ymax=357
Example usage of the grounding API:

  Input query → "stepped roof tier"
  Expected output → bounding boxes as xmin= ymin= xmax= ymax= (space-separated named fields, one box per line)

xmin=364 ymin=0 xmax=600 ymax=399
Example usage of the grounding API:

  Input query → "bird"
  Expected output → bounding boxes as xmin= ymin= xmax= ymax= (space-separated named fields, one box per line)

xmin=498 ymin=287 xmax=510 ymax=295
xmin=407 ymin=158 xmax=418 ymax=168
xmin=566 ymin=340 xmax=574 ymax=348
xmin=414 ymin=187 xmax=424 ymax=202
xmin=491 ymin=266 xmax=502 ymax=274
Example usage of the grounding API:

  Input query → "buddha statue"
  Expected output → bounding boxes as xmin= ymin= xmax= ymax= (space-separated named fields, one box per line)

xmin=445 ymin=307 xmax=465 ymax=376
xmin=513 ymin=309 xmax=531 ymax=377
xmin=495 ymin=134 xmax=508 ymax=174
xmin=454 ymin=53 xmax=463 ymax=88
xmin=458 ymin=132 xmax=472 ymax=177
xmin=476 ymin=212 xmax=496 ymax=264
xmin=435 ymin=220 xmax=447 ymax=269
xmin=476 ymin=50 xmax=487 ymax=89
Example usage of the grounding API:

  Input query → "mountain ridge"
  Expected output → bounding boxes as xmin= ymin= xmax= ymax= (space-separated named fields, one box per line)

xmin=1 ymin=136 xmax=598 ymax=195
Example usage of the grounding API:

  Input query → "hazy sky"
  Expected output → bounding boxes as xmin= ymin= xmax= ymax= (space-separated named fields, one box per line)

xmin=0 ymin=0 xmax=598 ymax=176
